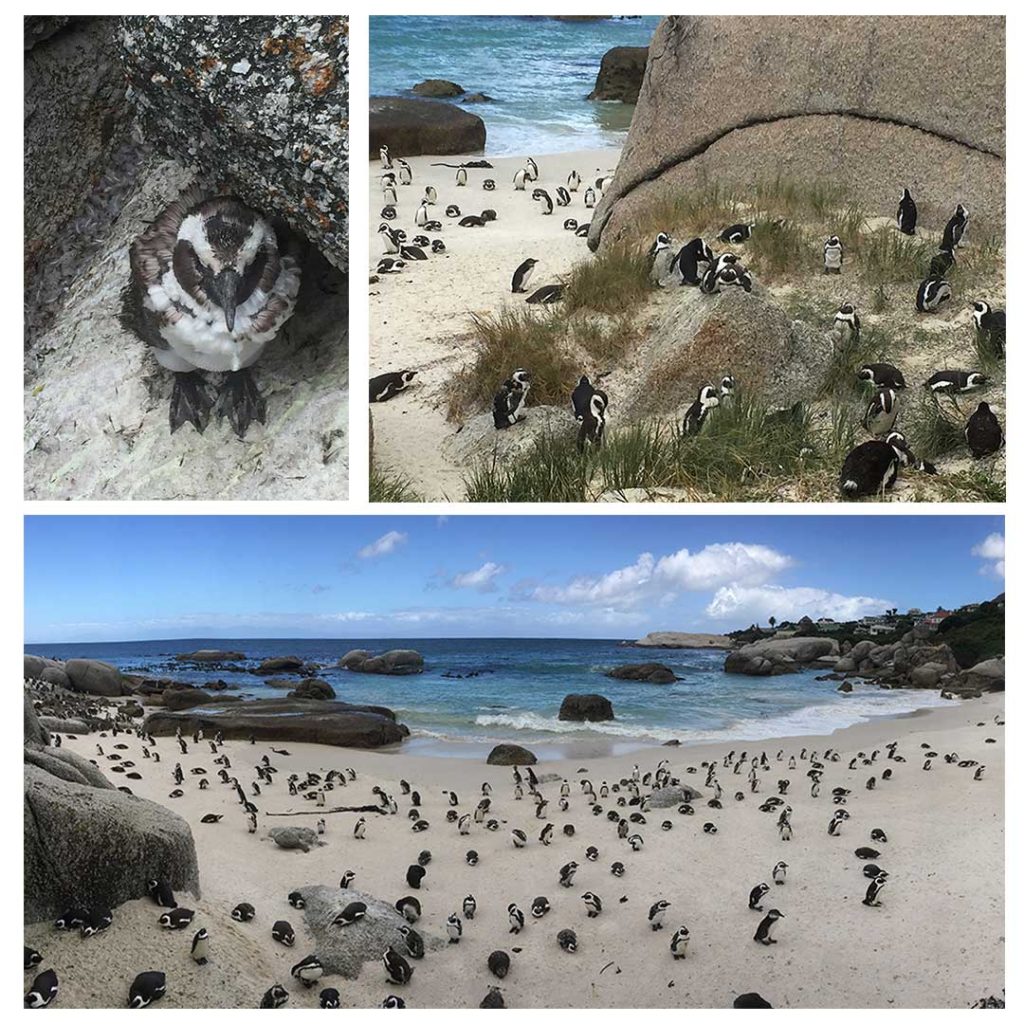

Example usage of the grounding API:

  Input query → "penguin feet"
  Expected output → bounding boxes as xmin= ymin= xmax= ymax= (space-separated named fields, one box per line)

xmin=215 ymin=368 xmax=267 ymax=438
xmin=169 ymin=372 xmax=214 ymax=434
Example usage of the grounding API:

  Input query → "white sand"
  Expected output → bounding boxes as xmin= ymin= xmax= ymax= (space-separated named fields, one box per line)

xmin=26 ymin=693 xmax=1004 ymax=1009
xmin=369 ymin=149 xmax=619 ymax=500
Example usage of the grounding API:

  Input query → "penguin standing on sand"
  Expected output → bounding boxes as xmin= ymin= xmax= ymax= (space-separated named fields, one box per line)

xmin=896 ymin=188 xmax=917 ymax=235
xmin=508 ymin=903 xmax=525 ymax=934
xmin=648 ymin=232 xmax=675 ymax=286
xmin=511 ymin=258 xmax=539 ymax=294
xmin=568 ymin=170 xmax=582 ymax=191
xmin=190 ymin=928 xmax=210 ymax=965
xmin=415 ymin=200 xmax=429 ymax=227
xmin=446 ymin=913 xmax=463 ymax=943
xmin=648 ymin=900 xmax=671 ymax=930
xmin=463 ymin=894 xmax=477 ymax=919
xmin=972 ymin=301 xmax=1006 ymax=356
xmin=493 ymin=369 xmax=531 ymax=429
xmin=839 ymin=431 xmax=917 ymax=498
xmin=513 ymin=168 xmax=528 ymax=190
xmin=965 ymin=402 xmax=1003 ymax=457
xmin=534 ymin=190 xmax=553 ymax=216
xmin=863 ymin=875 xmax=886 ymax=907
xmin=291 ymin=954 xmax=324 ymax=988
xmin=682 ymin=384 xmax=719 ymax=435
xmin=128 ymin=972 xmax=167 ymax=1008
xmin=941 ymin=204 xmax=969 ymax=250
xmin=753 ymin=909 xmax=784 ymax=945
xmin=582 ymin=891 xmax=603 ymax=917
xmin=557 ymin=928 xmax=578 ymax=953
xmin=672 ymin=237 xmax=714 ymax=285
xmin=456 ymin=167 xmax=468 ymax=187
xmin=748 ymin=883 xmax=770 ymax=911
xmin=863 ymin=387 xmax=900 ymax=437
xmin=398 ymin=160 xmax=412 ymax=186
xmin=555 ymin=186 xmax=571 ymax=206
xmin=823 ymin=236 xmax=843 ymax=274
xmin=320 ymin=989 xmax=341 ymax=1008
xmin=379 ymin=146 xmax=392 ymax=169
xmin=833 ymin=303 xmax=861 ymax=342
xmin=559 ymin=861 xmax=579 ymax=888
xmin=670 ymin=926 xmax=690 ymax=959
xmin=383 ymin=947 xmax=414 ymax=985
xmin=772 ymin=861 xmax=788 ymax=885
xmin=584 ymin=187 xmax=597 ymax=208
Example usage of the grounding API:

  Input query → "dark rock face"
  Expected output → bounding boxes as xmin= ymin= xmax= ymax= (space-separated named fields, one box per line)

xmin=144 ymin=699 xmax=409 ymax=748
xmin=25 ymin=692 xmax=50 ymax=747
xmin=24 ymin=17 xmax=130 ymax=270
xmin=370 ymin=96 xmax=485 ymax=157
xmin=837 ymin=680 xmax=854 ymax=693
xmin=588 ymin=46 xmax=648 ymax=103
xmin=607 ymin=663 xmax=678 ymax=684
xmin=412 ymin=79 xmax=464 ymax=98
xmin=340 ymin=649 xmax=425 ymax=676
xmin=254 ymin=656 xmax=307 ymax=676
xmin=289 ymin=678 xmax=337 ymax=701
xmin=486 ymin=743 xmax=538 ymax=766
xmin=23 ymin=697 xmax=198 ymax=924
xmin=64 ymin=659 xmax=126 ymax=696
xmin=160 ymin=688 xmax=240 ymax=712
xmin=558 ymin=694 xmax=614 ymax=722
xmin=121 ymin=15 xmax=349 ymax=271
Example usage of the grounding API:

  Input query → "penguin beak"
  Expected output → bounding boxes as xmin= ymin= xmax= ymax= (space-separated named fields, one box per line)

xmin=212 ymin=269 xmax=242 ymax=332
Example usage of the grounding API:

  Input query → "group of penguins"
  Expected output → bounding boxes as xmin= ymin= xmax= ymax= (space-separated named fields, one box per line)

xmin=25 ymin=704 xmax=999 ymax=1009
xmin=373 ymin=146 xmax=603 ymax=297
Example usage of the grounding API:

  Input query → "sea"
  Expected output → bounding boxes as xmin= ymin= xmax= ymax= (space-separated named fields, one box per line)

xmin=26 ymin=637 xmax=948 ymax=759
xmin=369 ymin=15 xmax=662 ymax=155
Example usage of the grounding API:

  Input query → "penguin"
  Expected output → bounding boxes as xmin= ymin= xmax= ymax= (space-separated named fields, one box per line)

xmin=383 ymin=947 xmax=414 ymax=985
xmin=396 ymin=896 xmax=421 ymax=922
xmin=399 ymin=925 xmax=425 ymax=959
xmin=480 ymin=987 xmax=506 ymax=1009
xmin=288 ymin=891 xmax=306 ymax=909
xmin=870 ymin=828 xmax=888 ymax=843
xmin=941 ymin=203 xmax=969 ymax=250
xmin=511 ymin=258 xmax=539 ymax=294
xmin=858 ymin=363 xmax=906 ymax=390
xmin=584 ymin=187 xmax=597 ymax=208
xmin=703 ymin=822 xmax=718 ymax=835
xmin=855 ymin=846 xmax=880 ymax=860
xmin=462 ymin=894 xmax=477 ymax=920
xmin=25 ymin=969 xmax=59 ymax=1008
xmin=493 ymin=369 xmax=531 ymax=429
xmin=377 ymin=257 xmax=406 ymax=275
xmin=415 ymin=201 xmax=428 ymax=227
xmin=863 ymin=387 xmax=900 ymax=437
xmin=772 ymin=861 xmax=787 ymax=885
xmin=574 ymin=223 xmax=591 ymax=237
xmin=290 ymin=954 xmax=324 ymax=989
xmin=508 ymin=903 xmax=525 ymax=934
xmin=525 ymin=157 xmax=539 ymax=181
xmin=483 ymin=178 xmax=496 ymax=191
xmin=671 ymin=237 xmax=714 ymax=285
xmin=445 ymin=204 xmax=461 ymax=218
xmin=971 ymin=301 xmax=1006 ymax=355
xmin=271 ymin=920 xmax=296 ymax=945
xmin=525 ymin=284 xmax=562 ymax=304
xmin=128 ymin=971 xmax=166 ymax=1009
xmin=896 ymin=188 xmax=917 ymax=235
xmin=582 ymin=891 xmax=603 ymax=917
xmin=863 ymin=864 xmax=886 ymax=879
xmin=320 ymin=988 xmax=341 ymax=1008
xmin=682 ymin=384 xmax=719 ymax=435
xmin=406 ymin=864 xmax=426 ymax=889
xmin=147 ymin=878 xmax=177 ymax=908
xmin=753 ymin=908 xmax=784 ymax=945
xmin=260 ymin=984 xmax=289 ymax=1009
xmin=431 ymin=239 xmax=446 ymax=254
xmin=563 ymin=218 xmax=578 ymax=231
xmin=734 ymin=993 xmax=773 ymax=1008
xmin=331 ymin=901 xmax=367 ymax=927
xmin=611 ymin=861 xmax=625 ymax=877
xmin=513 ymin=168 xmax=527 ymax=191
xmin=648 ymin=232 xmax=675 ymax=286
xmin=863 ymin=875 xmax=886 ymax=907
xmin=585 ymin=845 xmax=599 ymax=862
xmin=827 ymin=813 xmax=844 ymax=837
xmin=24 ymin=947 xmax=43 ymax=970
xmin=925 ymin=370 xmax=987 ymax=397
xmin=379 ymin=222 xmax=401 ymax=253
xmin=575 ymin=383 xmax=609 ymax=453
xmin=839 ymin=431 xmax=915 ymax=498
xmin=965 ymin=402 xmax=1002 ymax=457
xmin=539 ymin=822 xmax=554 ymax=845
xmin=833 ymin=303 xmax=861 ymax=341
xmin=534 ymin=190 xmax=553 ymax=215
xmin=567 ymin=170 xmax=582 ymax=192
xmin=648 ymin=900 xmax=670 ymax=930
xmin=383 ymin=183 xmax=397 ymax=206
xmin=446 ymin=913 xmax=463 ymax=943
xmin=669 ymin=926 xmax=690 ymax=959
xmin=456 ymin=167 xmax=468 ymax=187
xmin=380 ymin=205 xmax=397 ymax=221
xmin=353 ymin=817 xmax=367 ymax=839
xmin=748 ymin=883 xmax=770 ymax=911
xmin=379 ymin=146 xmax=392 ymax=169
xmin=488 ymin=950 xmax=511 ymax=979
xmin=381 ymin=995 xmax=406 ymax=1009
xmin=555 ymin=186 xmax=571 ymax=206
xmin=189 ymin=927 xmax=210 ymax=965
xmin=399 ymin=245 xmax=427 ymax=261
xmin=929 ymin=248 xmax=955 ymax=278
xmin=511 ymin=828 xmax=528 ymax=848
xmin=557 ymin=928 xmax=578 ymax=953
xmin=398 ymin=159 xmax=412 ymax=186
xmin=531 ymin=895 xmax=552 ymax=918
xmin=81 ymin=906 xmax=113 ymax=937
xmin=974 ymin=765 xmax=986 ymax=781
xmin=718 ymin=223 xmax=753 ymax=244
xmin=823 ymin=235 xmax=843 ymax=273
xmin=424 ymin=185 xmax=437 ymax=205
xmin=559 ymin=861 xmax=579 ymax=887
xmin=719 ymin=374 xmax=735 ymax=402
xmin=916 ymin=276 xmax=952 ymax=313
xmin=159 ymin=907 xmax=195 ymax=929
xmin=232 ymin=902 xmax=255 ymax=922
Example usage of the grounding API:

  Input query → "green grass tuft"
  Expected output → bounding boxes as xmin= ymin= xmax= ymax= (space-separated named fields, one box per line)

xmin=369 ymin=465 xmax=423 ymax=503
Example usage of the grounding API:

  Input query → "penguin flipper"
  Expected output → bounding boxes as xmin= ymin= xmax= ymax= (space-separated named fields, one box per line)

xmin=169 ymin=372 xmax=213 ymax=434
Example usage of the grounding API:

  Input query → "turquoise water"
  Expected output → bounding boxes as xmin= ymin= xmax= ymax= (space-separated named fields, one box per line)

xmin=369 ymin=15 xmax=661 ymax=155
xmin=27 ymin=637 xmax=946 ymax=754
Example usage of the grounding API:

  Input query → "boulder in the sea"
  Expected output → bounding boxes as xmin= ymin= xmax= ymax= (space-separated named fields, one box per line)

xmin=411 ymin=78 xmax=465 ymax=98
xmin=175 ymin=650 xmax=246 ymax=662
xmin=144 ymin=698 xmax=409 ymax=748
xmin=486 ymin=743 xmax=538 ymax=766
xmin=646 ymin=784 xmax=703 ymax=808
xmin=590 ymin=16 xmax=1005 ymax=250
xmin=161 ymin=687 xmax=217 ymax=711
xmin=340 ymin=649 xmax=424 ymax=676
xmin=461 ymin=92 xmax=493 ymax=104
xmin=121 ymin=15 xmax=349 ymax=270
xmin=289 ymin=678 xmax=337 ymax=701
xmin=837 ymin=680 xmax=854 ymax=693
xmin=269 ymin=826 xmax=325 ymax=852
xmin=301 ymin=884 xmax=445 ymax=978
xmin=370 ymin=96 xmax=485 ymax=158
xmin=632 ymin=631 xmax=734 ymax=649
xmin=725 ymin=636 xmax=840 ymax=676
xmin=558 ymin=694 xmax=614 ymax=722
xmin=64 ymin=658 xmax=125 ymax=696
xmin=587 ymin=46 xmax=648 ymax=103
xmin=254 ymin=656 xmax=307 ymax=675
xmin=606 ymin=662 xmax=678 ymax=684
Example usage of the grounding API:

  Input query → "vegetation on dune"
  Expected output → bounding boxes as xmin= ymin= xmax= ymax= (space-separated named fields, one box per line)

xmin=369 ymin=464 xmax=423 ymax=503
xmin=935 ymin=596 xmax=1006 ymax=669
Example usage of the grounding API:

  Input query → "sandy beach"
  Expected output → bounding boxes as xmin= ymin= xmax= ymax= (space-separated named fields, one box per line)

xmin=369 ymin=148 xmax=620 ymax=500
xmin=27 ymin=692 xmax=1004 ymax=1009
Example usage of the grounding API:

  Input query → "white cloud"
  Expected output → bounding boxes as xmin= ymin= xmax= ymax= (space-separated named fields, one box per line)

xmin=705 ymin=584 xmax=890 ymax=624
xmin=531 ymin=543 xmax=793 ymax=608
xmin=451 ymin=561 xmax=504 ymax=591
xmin=358 ymin=531 xmax=407 ymax=558
xmin=972 ymin=532 xmax=1005 ymax=578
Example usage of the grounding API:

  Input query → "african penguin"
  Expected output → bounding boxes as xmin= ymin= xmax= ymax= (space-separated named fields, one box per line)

xmin=896 ymin=188 xmax=917 ymax=235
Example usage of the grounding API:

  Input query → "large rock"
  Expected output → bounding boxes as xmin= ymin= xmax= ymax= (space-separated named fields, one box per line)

xmin=24 ymin=746 xmax=113 ymax=789
xmin=558 ymin=694 xmax=614 ymax=722
xmin=301 ymin=885 xmax=444 ymax=979
xmin=588 ymin=46 xmax=648 ymax=103
xmin=486 ymin=743 xmax=538 ymax=766
xmin=254 ymin=656 xmax=307 ymax=676
xmin=340 ymin=649 xmax=424 ymax=676
xmin=725 ymin=637 xmax=840 ymax=676
xmin=175 ymin=650 xmax=246 ymax=662
xmin=24 ymin=17 xmax=130 ymax=271
xmin=64 ymin=659 xmax=125 ymax=697
xmin=269 ymin=827 xmax=325 ymax=852
xmin=411 ymin=79 xmax=464 ymax=98
xmin=957 ymin=657 xmax=1005 ymax=692
xmin=621 ymin=288 xmax=832 ymax=416
xmin=161 ymin=687 xmax=219 ymax=711
xmin=442 ymin=405 xmax=575 ymax=467
xmin=607 ymin=663 xmax=678 ymax=684
xmin=646 ymin=784 xmax=703 ymax=808
xmin=289 ymin=678 xmax=337 ymax=701
xmin=25 ymin=692 xmax=50 ymax=747
xmin=121 ymin=15 xmax=348 ymax=270
xmin=144 ymin=699 xmax=408 ymax=748
xmin=591 ymin=16 xmax=1005 ymax=250
xmin=370 ymin=96 xmax=485 ymax=157
xmin=633 ymin=631 xmax=734 ymax=649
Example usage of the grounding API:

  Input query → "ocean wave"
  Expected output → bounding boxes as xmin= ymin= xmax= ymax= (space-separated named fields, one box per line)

xmin=473 ymin=712 xmax=681 ymax=743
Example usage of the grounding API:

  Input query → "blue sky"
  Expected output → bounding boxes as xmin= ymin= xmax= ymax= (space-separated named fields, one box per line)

xmin=24 ymin=515 xmax=1004 ymax=643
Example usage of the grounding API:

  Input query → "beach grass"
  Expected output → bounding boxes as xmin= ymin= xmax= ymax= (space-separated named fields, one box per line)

xmin=369 ymin=464 xmax=424 ymax=502
xmin=561 ymin=241 xmax=651 ymax=316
